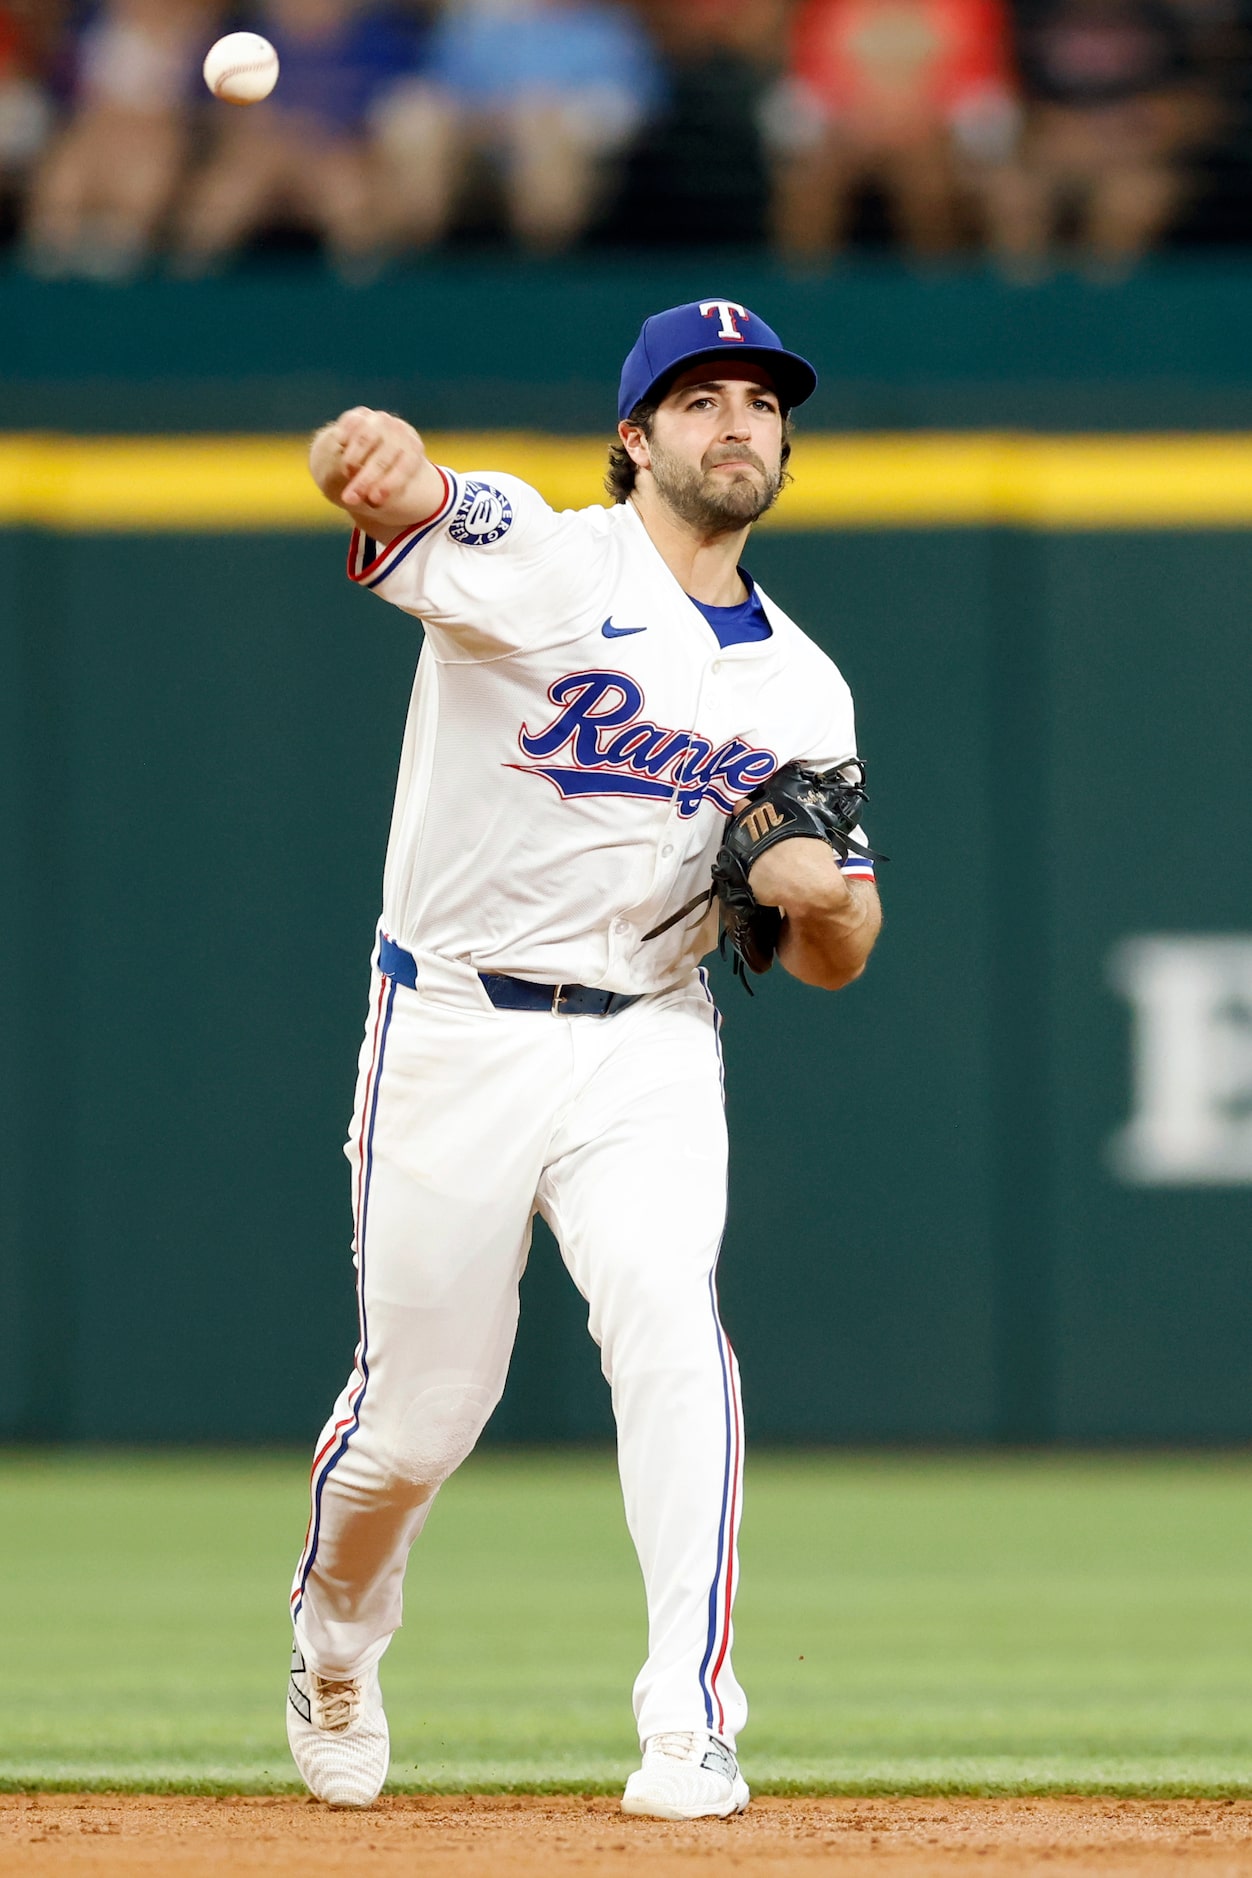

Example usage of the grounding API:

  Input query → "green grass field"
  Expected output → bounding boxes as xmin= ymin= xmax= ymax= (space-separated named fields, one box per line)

xmin=2 ymin=1449 xmax=1251 ymax=1796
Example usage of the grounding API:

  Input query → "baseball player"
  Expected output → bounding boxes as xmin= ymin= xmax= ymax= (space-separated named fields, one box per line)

xmin=287 ymin=299 xmax=882 ymax=1819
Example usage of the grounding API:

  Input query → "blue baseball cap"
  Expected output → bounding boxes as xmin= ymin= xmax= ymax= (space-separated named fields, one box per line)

xmin=618 ymin=299 xmax=817 ymax=422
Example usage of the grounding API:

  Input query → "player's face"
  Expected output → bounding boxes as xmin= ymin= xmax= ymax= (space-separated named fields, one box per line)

xmin=645 ymin=367 xmax=786 ymax=533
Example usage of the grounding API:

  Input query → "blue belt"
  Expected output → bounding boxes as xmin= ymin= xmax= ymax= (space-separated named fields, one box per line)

xmin=479 ymin=973 xmax=641 ymax=1017
xmin=377 ymin=935 xmax=639 ymax=1017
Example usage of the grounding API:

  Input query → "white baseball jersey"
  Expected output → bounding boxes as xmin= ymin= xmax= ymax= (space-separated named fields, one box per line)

xmin=348 ymin=468 xmax=874 ymax=995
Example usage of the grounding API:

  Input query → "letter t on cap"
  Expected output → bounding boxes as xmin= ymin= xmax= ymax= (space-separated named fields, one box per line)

xmin=700 ymin=301 xmax=749 ymax=341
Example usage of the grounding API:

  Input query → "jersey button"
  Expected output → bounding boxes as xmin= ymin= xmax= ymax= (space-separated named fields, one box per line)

xmin=661 ymin=843 xmax=674 ymax=857
xmin=613 ymin=919 xmax=629 ymax=934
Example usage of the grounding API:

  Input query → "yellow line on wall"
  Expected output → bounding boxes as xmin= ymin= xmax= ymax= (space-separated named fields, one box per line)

xmin=5 ymin=432 xmax=1252 ymax=529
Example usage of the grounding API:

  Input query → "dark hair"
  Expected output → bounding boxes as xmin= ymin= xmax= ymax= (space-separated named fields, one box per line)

xmin=605 ymin=399 xmax=659 ymax=502
xmin=605 ymin=399 xmax=794 ymax=504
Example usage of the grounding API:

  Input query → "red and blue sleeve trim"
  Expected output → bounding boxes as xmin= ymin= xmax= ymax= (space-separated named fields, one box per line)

xmin=839 ymin=858 xmax=876 ymax=879
xmin=346 ymin=467 xmax=459 ymax=590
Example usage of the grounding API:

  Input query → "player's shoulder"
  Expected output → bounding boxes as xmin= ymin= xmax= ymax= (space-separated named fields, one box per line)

xmin=440 ymin=469 xmax=618 ymax=552
xmin=438 ymin=469 xmax=539 ymax=548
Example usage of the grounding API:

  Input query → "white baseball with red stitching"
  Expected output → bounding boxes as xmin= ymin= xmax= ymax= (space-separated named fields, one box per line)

xmin=202 ymin=32 xmax=279 ymax=105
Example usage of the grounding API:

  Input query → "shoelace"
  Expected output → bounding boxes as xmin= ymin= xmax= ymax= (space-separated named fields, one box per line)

xmin=646 ymin=1730 xmax=703 ymax=1763
xmin=312 ymin=1675 xmax=363 ymax=1733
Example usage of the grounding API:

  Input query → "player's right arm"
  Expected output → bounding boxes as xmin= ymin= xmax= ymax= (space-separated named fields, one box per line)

xmin=313 ymin=404 xmax=600 ymax=661
xmin=310 ymin=407 xmax=446 ymax=542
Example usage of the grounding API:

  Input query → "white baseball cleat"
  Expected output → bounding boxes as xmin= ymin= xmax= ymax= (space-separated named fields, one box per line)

xmin=621 ymin=1729 xmax=750 ymax=1820
xmin=286 ymin=1638 xmax=389 ymax=1806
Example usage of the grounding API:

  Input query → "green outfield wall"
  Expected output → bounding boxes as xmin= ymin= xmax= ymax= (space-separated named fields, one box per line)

xmin=3 ymin=263 xmax=1251 ymax=1445
xmin=10 ymin=258 xmax=1252 ymax=434
xmin=2 ymin=510 xmax=1249 ymax=1446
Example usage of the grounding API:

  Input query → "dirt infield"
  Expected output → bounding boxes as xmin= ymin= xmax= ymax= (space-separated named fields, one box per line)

xmin=3 ymin=1794 xmax=1252 ymax=1876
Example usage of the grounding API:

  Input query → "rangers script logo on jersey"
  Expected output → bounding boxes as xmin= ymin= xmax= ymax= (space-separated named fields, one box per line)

xmin=512 ymin=670 xmax=778 ymax=817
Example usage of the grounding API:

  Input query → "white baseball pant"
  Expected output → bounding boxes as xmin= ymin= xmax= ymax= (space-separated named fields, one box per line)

xmin=290 ymin=956 xmax=747 ymax=1749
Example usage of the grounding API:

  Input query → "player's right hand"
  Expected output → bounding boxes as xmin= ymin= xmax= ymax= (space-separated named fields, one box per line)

xmin=330 ymin=407 xmax=428 ymax=511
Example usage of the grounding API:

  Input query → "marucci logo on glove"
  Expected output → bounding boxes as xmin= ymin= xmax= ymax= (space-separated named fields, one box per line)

xmin=740 ymin=802 xmax=785 ymax=844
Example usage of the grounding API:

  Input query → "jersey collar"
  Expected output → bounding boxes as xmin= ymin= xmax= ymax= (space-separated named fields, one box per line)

xmin=618 ymin=499 xmax=783 ymax=659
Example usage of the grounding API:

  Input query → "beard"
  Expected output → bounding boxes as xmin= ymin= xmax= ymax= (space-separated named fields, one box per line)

xmin=647 ymin=437 xmax=784 ymax=533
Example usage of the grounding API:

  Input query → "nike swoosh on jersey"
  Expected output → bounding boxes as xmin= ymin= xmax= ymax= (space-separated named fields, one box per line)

xmin=602 ymin=619 xmax=647 ymax=638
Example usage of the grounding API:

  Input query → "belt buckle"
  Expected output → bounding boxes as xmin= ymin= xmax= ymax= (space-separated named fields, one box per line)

xmin=551 ymin=983 xmax=567 ymax=1016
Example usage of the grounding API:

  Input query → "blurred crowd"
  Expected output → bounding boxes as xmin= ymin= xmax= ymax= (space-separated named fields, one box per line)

xmin=2 ymin=0 xmax=1251 ymax=279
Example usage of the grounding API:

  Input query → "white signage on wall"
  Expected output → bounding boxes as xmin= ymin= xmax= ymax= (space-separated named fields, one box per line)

xmin=1108 ymin=935 xmax=1252 ymax=1185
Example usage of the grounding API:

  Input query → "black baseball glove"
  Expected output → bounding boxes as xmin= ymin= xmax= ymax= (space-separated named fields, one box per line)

xmin=711 ymin=759 xmax=883 ymax=987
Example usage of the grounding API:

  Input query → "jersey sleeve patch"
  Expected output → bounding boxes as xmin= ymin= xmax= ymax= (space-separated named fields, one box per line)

xmin=347 ymin=467 xmax=460 ymax=588
xmin=447 ymin=480 xmax=514 ymax=547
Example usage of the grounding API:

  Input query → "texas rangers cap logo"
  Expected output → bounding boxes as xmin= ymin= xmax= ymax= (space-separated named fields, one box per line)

xmin=700 ymin=300 xmax=748 ymax=342
xmin=617 ymin=299 xmax=817 ymax=420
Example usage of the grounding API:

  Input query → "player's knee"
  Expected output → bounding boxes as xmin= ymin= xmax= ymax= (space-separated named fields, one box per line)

xmin=600 ymin=1268 xmax=719 ymax=1346
xmin=383 ymin=1382 xmax=493 ymax=1493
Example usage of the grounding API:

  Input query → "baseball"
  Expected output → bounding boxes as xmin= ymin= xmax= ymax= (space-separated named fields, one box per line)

xmin=202 ymin=32 xmax=279 ymax=105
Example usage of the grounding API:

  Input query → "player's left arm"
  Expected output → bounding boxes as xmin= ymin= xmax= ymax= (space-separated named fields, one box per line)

xmin=749 ymin=841 xmax=882 ymax=992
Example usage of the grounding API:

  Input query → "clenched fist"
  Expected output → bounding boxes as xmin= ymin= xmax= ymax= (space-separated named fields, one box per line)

xmin=310 ymin=407 xmax=446 ymax=535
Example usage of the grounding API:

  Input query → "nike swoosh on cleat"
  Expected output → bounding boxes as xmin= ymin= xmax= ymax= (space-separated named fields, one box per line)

xmin=602 ymin=620 xmax=647 ymax=638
